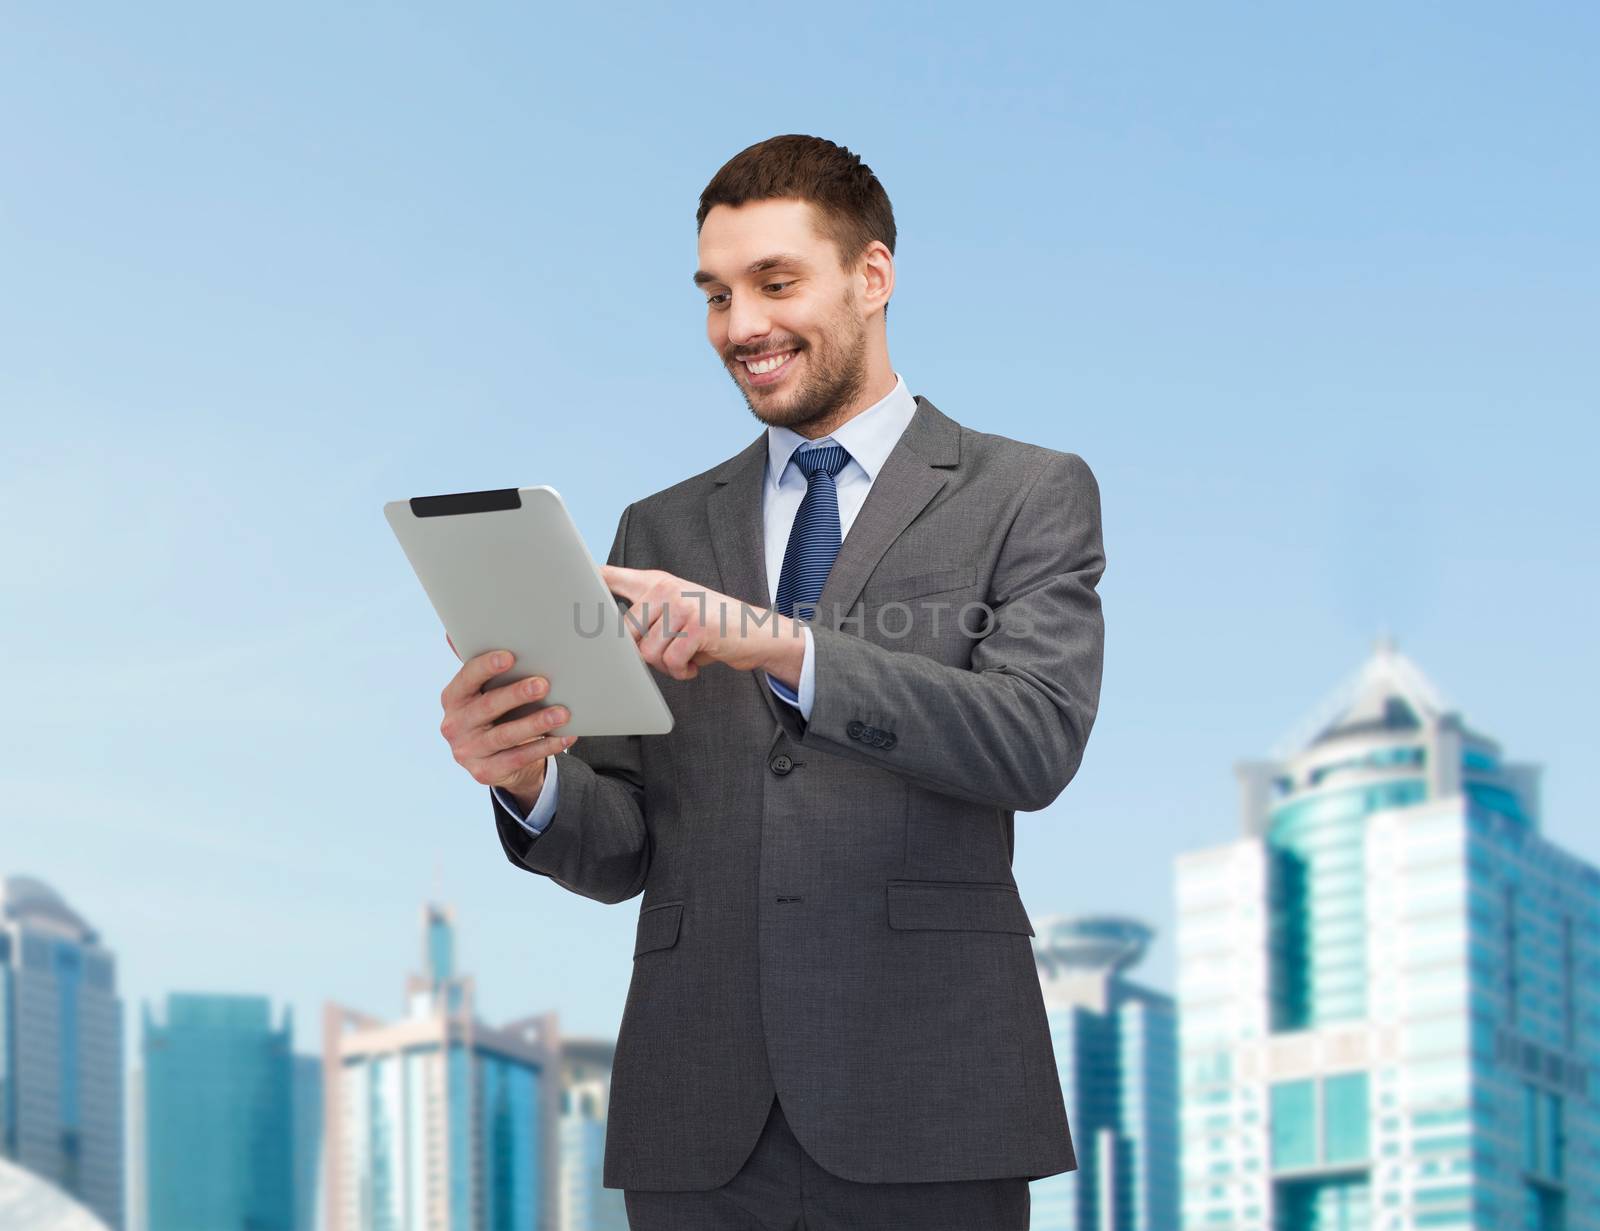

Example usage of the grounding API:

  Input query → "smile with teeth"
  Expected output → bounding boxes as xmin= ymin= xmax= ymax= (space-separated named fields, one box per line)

xmin=743 ymin=350 xmax=797 ymax=375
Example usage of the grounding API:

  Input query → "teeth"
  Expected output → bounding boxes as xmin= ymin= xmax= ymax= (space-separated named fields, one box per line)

xmin=744 ymin=350 xmax=795 ymax=375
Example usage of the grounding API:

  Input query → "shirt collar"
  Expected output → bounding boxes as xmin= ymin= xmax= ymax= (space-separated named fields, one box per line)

xmin=765 ymin=372 xmax=917 ymax=494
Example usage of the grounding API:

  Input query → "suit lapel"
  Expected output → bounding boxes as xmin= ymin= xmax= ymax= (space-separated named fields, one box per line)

xmin=705 ymin=434 xmax=787 ymax=724
xmin=706 ymin=432 xmax=771 ymax=610
xmin=704 ymin=395 xmax=962 ymax=720
xmin=813 ymin=397 xmax=958 ymax=627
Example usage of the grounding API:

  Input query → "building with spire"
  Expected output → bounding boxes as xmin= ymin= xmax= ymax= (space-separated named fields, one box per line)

xmin=1029 ymin=915 xmax=1179 ymax=1231
xmin=322 ymin=903 xmax=561 ymax=1231
xmin=1176 ymin=640 xmax=1599 ymax=1230
xmin=0 ymin=876 xmax=123 ymax=1230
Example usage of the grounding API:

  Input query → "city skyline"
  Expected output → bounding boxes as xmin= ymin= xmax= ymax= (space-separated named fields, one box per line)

xmin=4 ymin=5 xmax=1597 ymax=1227
xmin=7 ymin=623 xmax=1596 ymax=1230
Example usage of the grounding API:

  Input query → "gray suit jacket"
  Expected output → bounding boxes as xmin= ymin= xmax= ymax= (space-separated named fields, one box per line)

xmin=491 ymin=393 xmax=1105 ymax=1190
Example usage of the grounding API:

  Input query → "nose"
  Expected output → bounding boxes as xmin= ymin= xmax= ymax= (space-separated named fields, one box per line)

xmin=725 ymin=293 xmax=773 ymax=348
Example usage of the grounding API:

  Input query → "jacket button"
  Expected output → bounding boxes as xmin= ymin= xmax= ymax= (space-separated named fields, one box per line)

xmin=881 ymin=732 xmax=897 ymax=750
xmin=846 ymin=720 xmax=865 ymax=739
xmin=770 ymin=754 xmax=794 ymax=776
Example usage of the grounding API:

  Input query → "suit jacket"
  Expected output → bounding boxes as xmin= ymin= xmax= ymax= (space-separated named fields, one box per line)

xmin=491 ymin=393 xmax=1105 ymax=1190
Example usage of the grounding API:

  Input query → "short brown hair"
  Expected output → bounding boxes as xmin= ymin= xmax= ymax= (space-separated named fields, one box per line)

xmin=697 ymin=134 xmax=897 ymax=320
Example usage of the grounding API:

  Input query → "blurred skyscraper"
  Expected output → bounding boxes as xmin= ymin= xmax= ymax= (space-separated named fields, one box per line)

xmin=293 ymin=1053 xmax=325 ymax=1231
xmin=557 ymin=1038 xmax=625 ymax=1231
xmin=1029 ymin=915 xmax=1179 ymax=1231
xmin=141 ymin=993 xmax=318 ymax=1231
xmin=1177 ymin=641 xmax=1599 ymax=1230
xmin=322 ymin=903 xmax=561 ymax=1231
xmin=0 ymin=876 xmax=123 ymax=1229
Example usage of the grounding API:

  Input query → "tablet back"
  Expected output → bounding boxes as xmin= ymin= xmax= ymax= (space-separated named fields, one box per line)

xmin=385 ymin=485 xmax=674 ymax=736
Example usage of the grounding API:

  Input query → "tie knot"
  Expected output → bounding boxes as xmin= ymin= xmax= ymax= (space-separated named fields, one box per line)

xmin=791 ymin=442 xmax=850 ymax=482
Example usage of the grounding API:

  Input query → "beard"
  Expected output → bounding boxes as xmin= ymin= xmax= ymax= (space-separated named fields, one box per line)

xmin=726 ymin=293 xmax=870 ymax=435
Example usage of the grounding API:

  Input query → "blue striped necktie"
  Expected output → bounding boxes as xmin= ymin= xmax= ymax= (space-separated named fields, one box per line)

xmin=774 ymin=442 xmax=852 ymax=622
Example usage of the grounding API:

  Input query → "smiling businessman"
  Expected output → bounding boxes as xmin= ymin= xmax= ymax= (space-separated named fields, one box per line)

xmin=438 ymin=134 xmax=1105 ymax=1230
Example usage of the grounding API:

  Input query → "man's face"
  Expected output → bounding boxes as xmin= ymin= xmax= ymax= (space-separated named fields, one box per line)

xmin=695 ymin=198 xmax=872 ymax=433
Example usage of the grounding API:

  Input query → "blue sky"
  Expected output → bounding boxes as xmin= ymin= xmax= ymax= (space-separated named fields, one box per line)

xmin=3 ymin=2 xmax=1596 ymax=1072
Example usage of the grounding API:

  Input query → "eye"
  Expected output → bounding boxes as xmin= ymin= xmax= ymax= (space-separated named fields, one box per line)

xmin=705 ymin=282 xmax=795 ymax=309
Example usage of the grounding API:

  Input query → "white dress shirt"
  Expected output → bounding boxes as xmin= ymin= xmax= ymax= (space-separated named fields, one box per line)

xmin=496 ymin=372 xmax=919 ymax=833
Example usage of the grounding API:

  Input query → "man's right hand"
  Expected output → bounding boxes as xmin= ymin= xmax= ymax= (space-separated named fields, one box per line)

xmin=440 ymin=648 xmax=576 ymax=813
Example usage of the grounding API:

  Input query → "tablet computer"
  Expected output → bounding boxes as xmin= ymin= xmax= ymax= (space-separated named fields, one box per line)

xmin=384 ymin=485 xmax=674 ymax=736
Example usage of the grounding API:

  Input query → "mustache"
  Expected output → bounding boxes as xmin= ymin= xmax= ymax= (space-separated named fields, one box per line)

xmin=730 ymin=344 xmax=803 ymax=362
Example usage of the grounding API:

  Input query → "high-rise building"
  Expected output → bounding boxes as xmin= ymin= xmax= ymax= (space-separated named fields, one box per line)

xmin=1176 ymin=640 xmax=1599 ymax=1230
xmin=557 ymin=1038 xmax=625 ymax=1231
xmin=1029 ymin=915 xmax=1179 ymax=1231
xmin=141 ymin=993 xmax=297 ymax=1231
xmin=292 ymin=1052 xmax=324 ymax=1231
xmin=0 ymin=876 xmax=123 ymax=1229
xmin=323 ymin=904 xmax=560 ymax=1231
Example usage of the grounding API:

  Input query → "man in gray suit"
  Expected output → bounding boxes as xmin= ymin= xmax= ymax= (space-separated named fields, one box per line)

xmin=438 ymin=134 xmax=1105 ymax=1230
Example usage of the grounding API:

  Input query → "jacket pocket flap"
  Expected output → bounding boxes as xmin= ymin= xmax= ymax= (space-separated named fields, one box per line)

xmin=886 ymin=880 xmax=1034 ymax=935
xmin=869 ymin=565 xmax=977 ymax=601
xmin=634 ymin=902 xmax=683 ymax=956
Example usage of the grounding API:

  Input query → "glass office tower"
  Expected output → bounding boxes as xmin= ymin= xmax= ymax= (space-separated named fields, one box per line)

xmin=292 ymin=1053 xmax=324 ymax=1231
xmin=1176 ymin=640 xmax=1599 ymax=1230
xmin=1030 ymin=915 xmax=1179 ymax=1231
xmin=323 ymin=904 xmax=561 ymax=1231
xmin=142 ymin=994 xmax=296 ymax=1231
xmin=557 ymin=1037 xmax=626 ymax=1231
xmin=0 ymin=876 xmax=123 ymax=1230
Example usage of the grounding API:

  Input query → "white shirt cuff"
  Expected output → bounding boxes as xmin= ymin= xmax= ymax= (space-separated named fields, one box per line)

xmin=764 ymin=624 xmax=815 ymax=721
xmin=493 ymin=755 xmax=560 ymax=834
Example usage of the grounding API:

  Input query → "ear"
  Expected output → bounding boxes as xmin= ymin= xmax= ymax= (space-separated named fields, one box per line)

xmin=858 ymin=240 xmax=894 ymax=319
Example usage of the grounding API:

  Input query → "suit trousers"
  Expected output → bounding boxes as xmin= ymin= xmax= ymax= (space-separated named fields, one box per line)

xmin=623 ymin=1093 xmax=1031 ymax=1230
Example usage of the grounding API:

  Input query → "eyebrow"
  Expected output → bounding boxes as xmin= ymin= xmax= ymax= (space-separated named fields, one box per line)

xmin=692 ymin=253 xmax=810 ymax=287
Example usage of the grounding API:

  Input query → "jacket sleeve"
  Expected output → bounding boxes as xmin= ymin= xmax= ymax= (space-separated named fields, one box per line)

xmin=490 ymin=502 xmax=651 ymax=904
xmin=788 ymin=451 xmax=1105 ymax=813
